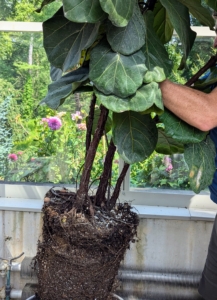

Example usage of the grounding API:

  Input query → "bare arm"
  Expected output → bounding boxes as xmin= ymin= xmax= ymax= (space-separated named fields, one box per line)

xmin=159 ymin=79 xmax=217 ymax=131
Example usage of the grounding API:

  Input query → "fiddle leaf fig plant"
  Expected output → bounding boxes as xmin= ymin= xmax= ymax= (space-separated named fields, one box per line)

xmin=35 ymin=1 xmax=217 ymax=299
xmin=41 ymin=0 xmax=216 ymax=198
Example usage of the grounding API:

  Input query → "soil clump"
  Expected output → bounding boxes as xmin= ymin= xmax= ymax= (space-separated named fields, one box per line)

xmin=36 ymin=188 xmax=139 ymax=300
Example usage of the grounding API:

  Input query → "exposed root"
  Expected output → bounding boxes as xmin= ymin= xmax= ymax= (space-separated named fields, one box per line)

xmin=36 ymin=188 xmax=139 ymax=300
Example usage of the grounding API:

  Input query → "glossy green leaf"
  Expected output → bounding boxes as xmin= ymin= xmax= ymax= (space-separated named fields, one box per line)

xmin=86 ymin=109 xmax=112 ymax=135
xmin=159 ymin=109 xmax=208 ymax=144
xmin=205 ymin=0 xmax=217 ymax=11
xmin=156 ymin=129 xmax=184 ymax=155
xmin=99 ymin=0 xmax=134 ymax=27
xmin=153 ymin=2 xmax=174 ymax=44
xmin=178 ymin=0 xmax=215 ymax=29
xmin=160 ymin=0 xmax=196 ymax=69
xmin=112 ymin=111 xmax=158 ymax=164
xmin=143 ymin=11 xmax=172 ymax=77
xmin=95 ymin=82 xmax=163 ymax=114
xmin=184 ymin=136 xmax=215 ymax=193
xmin=63 ymin=0 xmax=106 ymax=23
xmin=89 ymin=40 xmax=147 ymax=98
xmin=106 ymin=3 xmax=146 ymax=55
xmin=43 ymin=7 xmax=99 ymax=72
xmin=50 ymin=65 xmax=62 ymax=81
xmin=40 ymin=67 xmax=89 ymax=109
xmin=143 ymin=66 xmax=166 ymax=83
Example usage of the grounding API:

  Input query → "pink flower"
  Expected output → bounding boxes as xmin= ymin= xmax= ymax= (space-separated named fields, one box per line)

xmin=17 ymin=151 xmax=23 ymax=156
xmin=41 ymin=118 xmax=49 ymax=124
xmin=71 ymin=111 xmax=82 ymax=122
xmin=30 ymin=158 xmax=35 ymax=162
xmin=166 ymin=164 xmax=173 ymax=172
xmin=76 ymin=123 xmax=86 ymax=131
xmin=8 ymin=153 xmax=18 ymax=161
xmin=47 ymin=117 xmax=62 ymax=130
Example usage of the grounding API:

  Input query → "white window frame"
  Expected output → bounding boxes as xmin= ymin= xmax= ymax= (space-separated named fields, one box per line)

xmin=0 ymin=22 xmax=216 ymax=220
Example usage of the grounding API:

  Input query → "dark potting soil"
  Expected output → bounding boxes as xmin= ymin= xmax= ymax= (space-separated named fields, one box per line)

xmin=35 ymin=188 xmax=139 ymax=300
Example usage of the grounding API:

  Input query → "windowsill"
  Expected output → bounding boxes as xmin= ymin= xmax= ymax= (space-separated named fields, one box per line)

xmin=133 ymin=205 xmax=216 ymax=221
xmin=0 ymin=197 xmax=215 ymax=221
xmin=0 ymin=183 xmax=216 ymax=221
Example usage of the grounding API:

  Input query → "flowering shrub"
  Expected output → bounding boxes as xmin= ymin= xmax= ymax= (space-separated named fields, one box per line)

xmin=71 ymin=111 xmax=82 ymax=121
xmin=47 ymin=117 xmax=62 ymax=130
xmin=4 ymin=110 xmax=119 ymax=185
xmin=8 ymin=153 xmax=18 ymax=161
xmin=163 ymin=156 xmax=173 ymax=172
xmin=130 ymin=152 xmax=190 ymax=190
xmin=77 ymin=123 xmax=86 ymax=131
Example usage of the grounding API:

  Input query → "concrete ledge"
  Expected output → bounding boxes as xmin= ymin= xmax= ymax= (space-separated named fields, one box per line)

xmin=0 ymin=198 xmax=43 ymax=212
xmin=0 ymin=199 xmax=215 ymax=220
xmin=0 ymin=21 xmax=42 ymax=32
xmin=133 ymin=205 xmax=216 ymax=221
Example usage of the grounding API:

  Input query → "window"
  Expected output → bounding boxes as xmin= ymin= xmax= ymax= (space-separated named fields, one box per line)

xmin=0 ymin=22 xmax=216 ymax=214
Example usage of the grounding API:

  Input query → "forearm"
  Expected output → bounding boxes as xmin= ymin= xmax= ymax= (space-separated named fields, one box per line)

xmin=159 ymin=80 xmax=217 ymax=131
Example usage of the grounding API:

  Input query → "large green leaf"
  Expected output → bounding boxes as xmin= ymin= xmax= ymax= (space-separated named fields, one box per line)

xmin=50 ymin=65 xmax=62 ymax=81
xmin=63 ymin=0 xmax=106 ymax=23
xmin=205 ymin=0 xmax=217 ymax=11
xmin=112 ymin=111 xmax=158 ymax=164
xmin=178 ymin=0 xmax=214 ymax=29
xmin=160 ymin=0 xmax=196 ymax=69
xmin=159 ymin=109 xmax=208 ymax=144
xmin=99 ymin=0 xmax=134 ymax=27
xmin=156 ymin=129 xmax=184 ymax=155
xmin=89 ymin=40 xmax=147 ymax=98
xmin=184 ymin=136 xmax=216 ymax=193
xmin=143 ymin=11 xmax=172 ymax=77
xmin=43 ymin=7 xmax=99 ymax=72
xmin=40 ymin=67 xmax=89 ymax=109
xmin=143 ymin=66 xmax=166 ymax=84
xmin=153 ymin=2 xmax=174 ymax=44
xmin=95 ymin=82 xmax=163 ymax=113
xmin=106 ymin=3 xmax=146 ymax=55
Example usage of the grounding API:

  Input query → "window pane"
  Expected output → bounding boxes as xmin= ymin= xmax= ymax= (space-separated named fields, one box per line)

xmin=130 ymin=153 xmax=190 ymax=190
xmin=0 ymin=31 xmax=119 ymax=185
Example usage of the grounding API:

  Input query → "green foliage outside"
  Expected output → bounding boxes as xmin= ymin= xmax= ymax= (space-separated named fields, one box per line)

xmin=0 ymin=97 xmax=13 ymax=177
xmin=1 ymin=0 xmax=217 ymax=193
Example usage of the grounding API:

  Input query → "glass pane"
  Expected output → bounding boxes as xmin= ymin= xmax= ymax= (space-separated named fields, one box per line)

xmin=130 ymin=36 xmax=215 ymax=190
xmin=0 ymin=1 xmax=62 ymax=22
xmin=130 ymin=153 xmax=190 ymax=190
xmin=0 ymin=31 xmax=119 ymax=185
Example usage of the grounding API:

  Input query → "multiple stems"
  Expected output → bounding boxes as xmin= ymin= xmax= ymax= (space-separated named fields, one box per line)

xmin=76 ymin=104 xmax=109 ymax=208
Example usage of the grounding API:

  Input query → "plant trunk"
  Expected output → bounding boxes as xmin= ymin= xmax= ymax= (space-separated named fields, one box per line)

xmin=95 ymin=139 xmax=116 ymax=207
xmin=75 ymin=105 xmax=109 ymax=209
